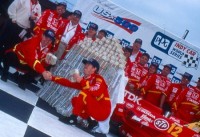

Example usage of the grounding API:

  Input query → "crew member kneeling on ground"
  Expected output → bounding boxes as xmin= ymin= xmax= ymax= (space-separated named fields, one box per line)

xmin=1 ymin=29 xmax=55 ymax=89
xmin=49 ymin=58 xmax=111 ymax=126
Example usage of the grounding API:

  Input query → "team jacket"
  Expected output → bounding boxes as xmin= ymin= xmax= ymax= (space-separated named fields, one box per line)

xmin=126 ymin=51 xmax=143 ymax=68
xmin=52 ymin=73 xmax=111 ymax=121
xmin=12 ymin=35 xmax=52 ymax=74
xmin=125 ymin=61 xmax=148 ymax=91
xmin=166 ymin=83 xmax=188 ymax=106
xmin=141 ymin=73 xmax=171 ymax=107
xmin=33 ymin=9 xmax=66 ymax=49
xmin=56 ymin=20 xmax=83 ymax=59
xmin=172 ymin=86 xmax=200 ymax=123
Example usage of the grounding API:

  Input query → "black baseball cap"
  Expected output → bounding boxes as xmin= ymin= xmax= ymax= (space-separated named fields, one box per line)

xmin=98 ymin=29 xmax=107 ymax=37
xmin=73 ymin=10 xmax=82 ymax=18
xmin=134 ymin=38 xmax=142 ymax=45
xmin=164 ymin=64 xmax=172 ymax=71
xmin=82 ymin=58 xmax=100 ymax=73
xmin=89 ymin=23 xmax=98 ymax=31
xmin=57 ymin=2 xmax=67 ymax=8
xmin=182 ymin=72 xmax=192 ymax=81
xmin=43 ymin=29 xmax=55 ymax=44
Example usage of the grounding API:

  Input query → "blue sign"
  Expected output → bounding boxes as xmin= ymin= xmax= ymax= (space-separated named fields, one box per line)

xmin=151 ymin=32 xmax=174 ymax=54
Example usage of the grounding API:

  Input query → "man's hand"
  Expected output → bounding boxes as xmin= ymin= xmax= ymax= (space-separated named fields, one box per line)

xmin=42 ymin=71 xmax=52 ymax=80
xmin=73 ymin=73 xmax=83 ymax=83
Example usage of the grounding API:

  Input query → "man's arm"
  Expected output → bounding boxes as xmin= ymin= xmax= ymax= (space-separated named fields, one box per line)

xmin=8 ymin=0 xmax=21 ymax=22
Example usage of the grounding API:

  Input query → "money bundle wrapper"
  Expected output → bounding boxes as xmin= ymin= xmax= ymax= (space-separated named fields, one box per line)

xmin=37 ymin=37 xmax=126 ymax=116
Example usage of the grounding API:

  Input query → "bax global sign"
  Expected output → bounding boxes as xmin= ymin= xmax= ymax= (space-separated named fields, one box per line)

xmin=151 ymin=32 xmax=199 ymax=69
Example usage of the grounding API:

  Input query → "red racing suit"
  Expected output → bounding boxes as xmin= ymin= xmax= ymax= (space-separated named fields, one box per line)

xmin=125 ymin=61 xmax=148 ymax=93
xmin=172 ymin=86 xmax=200 ymax=123
xmin=141 ymin=74 xmax=171 ymax=107
xmin=52 ymin=73 xmax=111 ymax=121
xmin=166 ymin=83 xmax=187 ymax=107
xmin=12 ymin=35 xmax=53 ymax=74
xmin=33 ymin=9 xmax=66 ymax=50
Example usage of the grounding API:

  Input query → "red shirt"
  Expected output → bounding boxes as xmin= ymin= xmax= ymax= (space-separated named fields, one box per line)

xmin=13 ymin=35 xmax=53 ymax=74
xmin=56 ymin=20 xmax=83 ymax=59
xmin=141 ymin=73 xmax=171 ymax=107
xmin=125 ymin=61 xmax=148 ymax=91
xmin=33 ymin=9 xmax=66 ymax=48
xmin=166 ymin=83 xmax=187 ymax=106
xmin=52 ymin=73 xmax=111 ymax=121
xmin=172 ymin=86 xmax=200 ymax=123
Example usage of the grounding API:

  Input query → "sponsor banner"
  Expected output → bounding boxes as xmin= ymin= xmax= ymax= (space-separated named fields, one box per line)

xmin=73 ymin=0 xmax=200 ymax=85
xmin=123 ymin=91 xmax=199 ymax=137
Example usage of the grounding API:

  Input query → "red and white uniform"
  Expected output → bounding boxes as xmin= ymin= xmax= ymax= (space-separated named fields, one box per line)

xmin=126 ymin=51 xmax=142 ymax=68
xmin=125 ymin=61 xmax=148 ymax=92
xmin=33 ymin=9 xmax=66 ymax=48
xmin=172 ymin=86 xmax=200 ymax=123
xmin=166 ymin=83 xmax=187 ymax=107
xmin=52 ymin=74 xmax=111 ymax=121
xmin=56 ymin=20 xmax=83 ymax=59
xmin=12 ymin=35 xmax=53 ymax=74
xmin=141 ymin=74 xmax=171 ymax=107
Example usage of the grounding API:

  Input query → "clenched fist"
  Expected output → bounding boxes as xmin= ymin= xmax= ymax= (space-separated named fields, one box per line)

xmin=42 ymin=71 xmax=52 ymax=80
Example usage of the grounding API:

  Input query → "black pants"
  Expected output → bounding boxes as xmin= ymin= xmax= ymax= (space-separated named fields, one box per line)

xmin=2 ymin=52 xmax=38 ymax=84
xmin=0 ymin=19 xmax=24 ymax=62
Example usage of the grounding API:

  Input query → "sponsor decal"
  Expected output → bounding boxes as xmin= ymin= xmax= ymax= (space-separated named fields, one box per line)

xmin=154 ymin=118 xmax=169 ymax=130
xmin=141 ymin=121 xmax=149 ymax=126
xmin=124 ymin=90 xmax=142 ymax=105
xmin=151 ymin=32 xmax=199 ymax=69
xmin=92 ymin=5 xmax=141 ymax=34
xmin=151 ymin=56 xmax=162 ymax=66
xmin=106 ymin=30 xmax=114 ymax=38
xmin=132 ymin=115 xmax=141 ymax=122
xmin=140 ymin=114 xmax=153 ymax=123
xmin=125 ymin=102 xmax=134 ymax=109
xmin=137 ymin=106 xmax=156 ymax=119
xmin=192 ymin=134 xmax=200 ymax=137
xmin=171 ymin=76 xmax=181 ymax=83
xmin=120 ymin=39 xmax=130 ymax=47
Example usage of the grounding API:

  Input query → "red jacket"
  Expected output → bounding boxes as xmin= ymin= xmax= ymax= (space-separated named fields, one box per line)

xmin=33 ymin=9 xmax=66 ymax=50
xmin=52 ymin=73 xmax=111 ymax=121
xmin=13 ymin=35 xmax=52 ymax=74
xmin=141 ymin=74 xmax=171 ymax=107
xmin=172 ymin=86 xmax=200 ymax=123
xmin=125 ymin=61 xmax=148 ymax=91
xmin=56 ymin=20 xmax=83 ymax=59
xmin=166 ymin=83 xmax=187 ymax=106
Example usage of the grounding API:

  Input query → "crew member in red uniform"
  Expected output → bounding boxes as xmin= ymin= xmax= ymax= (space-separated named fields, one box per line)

xmin=165 ymin=72 xmax=192 ymax=110
xmin=172 ymin=77 xmax=200 ymax=123
xmin=125 ymin=53 xmax=150 ymax=94
xmin=1 ymin=29 xmax=55 ymax=89
xmin=126 ymin=38 xmax=143 ymax=64
xmin=139 ymin=62 xmax=159 ymax=89
xmin=33 ymin=2 xmax=67 ymax=49
xmin=79 ymin=23 xmax=98 ymax=41
xmin=141 ymin=64 xmax=172 ymax=108
xmin=55 ymin=10 xmax=83 ymax=60
xmin=50 ymin=58 xmax=111 ymax=125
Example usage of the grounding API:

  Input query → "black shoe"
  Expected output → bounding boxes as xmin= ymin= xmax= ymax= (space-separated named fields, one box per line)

xmin=59 ymin=115 xmax=77 ymax=125
xmin=87 ymin=117 xmax=98 ymax=130
xmin=1 ymin=73 xmax=8 ymax=82
xmin=11 ymin=71 xmax=19 ymax=82
xmin=17 ymin=74 xmax=26 ymax=90
xmin=91 ymin=132 xmax=107 ymax=137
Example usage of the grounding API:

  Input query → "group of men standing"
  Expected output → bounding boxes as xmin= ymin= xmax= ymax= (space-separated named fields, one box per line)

xmin=0 ymin=0 xmax=199 ymax=137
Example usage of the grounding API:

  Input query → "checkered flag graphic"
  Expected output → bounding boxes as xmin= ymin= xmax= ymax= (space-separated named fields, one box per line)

xmin=182 ymin=54 xmax=199 ymax=68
